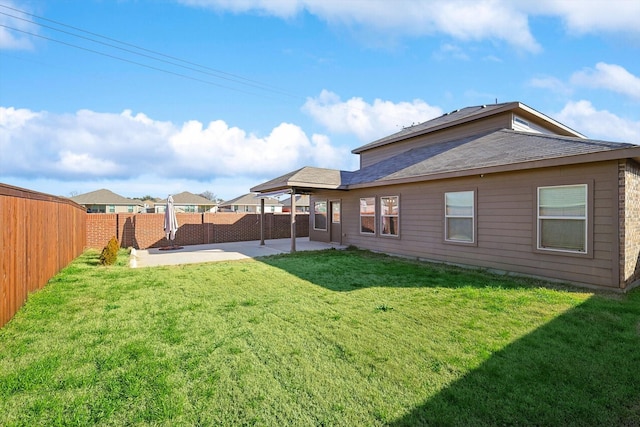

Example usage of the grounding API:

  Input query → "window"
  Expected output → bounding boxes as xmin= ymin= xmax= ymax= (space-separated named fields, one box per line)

xmin=108 ymin=205 xmax=115 ymax=213
xmin=332 ymin=202 xmax=341 ymax=223
xmin=314 ymin=201 xmax=327 ymax=230
xmin=445 ymin=191 xmax=474 ymax=242
xmin=538 ymin=184 xmax=587 ymax=253
xmin=127 ymin=206 xmax=134 ymax=213
xmin=380 ymin=196 xmax=399 ymax=236
xmin=360 ymin=197 xmax=375 ymax=234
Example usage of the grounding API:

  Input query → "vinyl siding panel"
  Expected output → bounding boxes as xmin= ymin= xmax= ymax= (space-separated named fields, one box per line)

xmin=310 ymin=160 xmax=621 ymax=290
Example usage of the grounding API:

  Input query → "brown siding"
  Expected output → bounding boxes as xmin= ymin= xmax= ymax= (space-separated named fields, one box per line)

xmin=1 ymin=184 xmax=86 ymax=328
xmin=87 ymin=213 xmax=309 ymax=249
xmin=621 ymin=160 xmax=640 ymax=288
xmin=311 ymin=161 xmax=623 ymax=290
xmin=359 ymin=113 xmax=512 ymax=168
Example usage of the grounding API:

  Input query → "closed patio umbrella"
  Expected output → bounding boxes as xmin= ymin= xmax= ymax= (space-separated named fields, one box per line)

xmin=162 ymin=195 xmax=181 ymax=250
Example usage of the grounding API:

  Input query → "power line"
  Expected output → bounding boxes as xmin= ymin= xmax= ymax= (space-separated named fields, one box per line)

xmin=1 ymin=24 xmax=280 ymax=98
xmin=0 ymin=4 xmax=301 ymax=100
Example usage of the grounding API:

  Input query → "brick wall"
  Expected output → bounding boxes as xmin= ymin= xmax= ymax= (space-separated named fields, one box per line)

xmin=621 ymin=160 xmax=640 ymax=288
xmin=87 ymin=212 xmax=309 ymax=249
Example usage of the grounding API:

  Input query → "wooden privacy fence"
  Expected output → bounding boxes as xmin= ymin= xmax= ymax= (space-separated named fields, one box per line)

xmin=1 ymin=184 xmax=87 ymax=328
xmin=87 ymin=212 xmax=310 ymax=250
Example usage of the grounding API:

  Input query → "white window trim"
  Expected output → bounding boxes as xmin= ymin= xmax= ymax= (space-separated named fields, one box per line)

xmin=380 ymin=195 xmax=399 ymax=237
xmin=360 ymin=197 xmax=376 ymax=235
xmin=537 ymin=184 xmax=588 ymax=254
xmin=444 ymin=190 xmax=475 ymax=243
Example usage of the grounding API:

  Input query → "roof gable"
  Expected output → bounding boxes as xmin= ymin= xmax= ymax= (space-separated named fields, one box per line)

xmin=352 ymin=101 xmax=586 ymax=154
xmin=70 ymin=188 xmax=141 ymax=205
xmin=157 ymin=191 xmax=216 ymax=205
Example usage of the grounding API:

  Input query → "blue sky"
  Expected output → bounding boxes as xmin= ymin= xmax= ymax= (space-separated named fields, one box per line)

xmin=1 ymin=0 xmax=639 ymax=201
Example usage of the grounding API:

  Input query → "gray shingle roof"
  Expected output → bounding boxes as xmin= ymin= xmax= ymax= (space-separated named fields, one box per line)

xmin=70 ymin=189 xmax=142 ymax=205
xmin=220 ymin=193 xmax=282 ymax=207
xmin=352 ymin=101 xmax=585 ymax=154
xmin=156 ymin=191 xmax=216 ymax=205
xmin=250 ymin=166 xmax=348 ymax=193
xmin=346 ymin=129 xmax=639 ymax=186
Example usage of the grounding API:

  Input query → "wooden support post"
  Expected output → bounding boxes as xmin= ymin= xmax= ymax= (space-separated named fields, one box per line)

xmin=260 ymin=198 xmax=265 ymax=246
xmin=290 ymin=190 xmax=296 ymax=253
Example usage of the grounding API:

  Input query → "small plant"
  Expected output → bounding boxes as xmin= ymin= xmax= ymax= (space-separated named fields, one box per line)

xmin=375 ymin=304 xmax=393 ymax=312
xmin=99 ymin=236 xmax=120 ymax=265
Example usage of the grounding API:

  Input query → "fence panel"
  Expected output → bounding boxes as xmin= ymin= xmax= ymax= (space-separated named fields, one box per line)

xmin=87 ymin=212 xmax=310 ymax=249
xmin=0 ymin=184 xmax=86 ymax=328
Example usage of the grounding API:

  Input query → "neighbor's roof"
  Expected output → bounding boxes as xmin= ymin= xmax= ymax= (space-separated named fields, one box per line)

xmin=352 ymin=101 xmax=586 ymax=154
xmin=70 ymin=188 xmax=142 ymax=205
xmin=281 ymin=194 xmax=310 ymax=207
xmin=156 ymin=191 xmax=216 ymax=205
xmin=220 ymin=193 xmax=282 ymax=207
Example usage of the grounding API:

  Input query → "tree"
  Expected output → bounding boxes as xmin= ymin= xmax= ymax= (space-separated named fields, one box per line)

xmin=199 ymin=191 xmax=217 ymax=201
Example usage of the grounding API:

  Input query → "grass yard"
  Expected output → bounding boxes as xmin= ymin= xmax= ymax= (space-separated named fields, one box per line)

xmin=1 ymin=248 xmax=639 ymax=426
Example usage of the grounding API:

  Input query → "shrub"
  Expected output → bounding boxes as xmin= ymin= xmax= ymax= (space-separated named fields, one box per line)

xmin=99 ymin=236 xmax=120 ymax=266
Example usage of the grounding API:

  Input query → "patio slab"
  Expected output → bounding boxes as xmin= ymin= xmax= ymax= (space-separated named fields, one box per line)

xmin=130 ymin=237 xmax=346 ymax=268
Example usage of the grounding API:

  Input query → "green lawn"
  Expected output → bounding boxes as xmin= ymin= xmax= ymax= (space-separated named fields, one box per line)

xmin=1 ymin=248 xmax=639 ymax=426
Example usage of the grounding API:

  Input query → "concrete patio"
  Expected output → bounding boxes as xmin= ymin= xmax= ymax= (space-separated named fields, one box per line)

xmin=130 ymin=237 xmax=346 ymax=267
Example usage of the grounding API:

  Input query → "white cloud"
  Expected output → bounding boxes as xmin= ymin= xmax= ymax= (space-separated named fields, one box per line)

xmin=528 ymin=0 xmax=640 ymax=36
xmin=0 ymin=106 xmax=350 ymax=184
xmin=0 ymin=1 xmax=37 ymax=50
xmin=178 ymin=0 xmax=640 ymax=52
xmin=555 ymin=100 xmax=640 ymax=144
xmin=570 ymin=63 xmax=640 ymax=101
xmin=179 ymin=0 xmax=541 ymax=52
xmin=303 ymin=90 xmax=443 ymax=142
xmin=529 ymin=76 xmax=572 ymax=96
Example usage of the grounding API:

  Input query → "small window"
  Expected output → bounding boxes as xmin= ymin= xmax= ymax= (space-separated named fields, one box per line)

xmin=445 ymin=191 xmax=474 ymax=242
xmin=380 ymin=196 xmax=399 ymax=236
xmin=108 ymin=205 xmax=115 ymax=213
xmin=538 ymin=184 xmax=587 ymax=253
xmin=128 ymin=206 xmax=134 ymax=213
xmin=314 ymin=201 xmax=327 ymax=231
xmin=360 ymin=197 xmax=375 ymax=234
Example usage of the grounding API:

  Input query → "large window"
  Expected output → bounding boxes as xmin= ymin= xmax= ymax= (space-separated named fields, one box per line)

xmin=314 ymin=200 xmax=327 ymax=231
xmin=380 ymin=196 xmax=399 ymax=236
xmin=538 ymin=184 xmax=587 ymax=253
xmin=360 ymin=197 xmax=375 ymax=234
xmin=445 ymin=191 xmax=474 ymax=242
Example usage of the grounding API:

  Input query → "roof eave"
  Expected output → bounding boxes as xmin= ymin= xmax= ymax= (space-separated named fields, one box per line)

xmin=346 ymin=147 xmax=640 ymax=189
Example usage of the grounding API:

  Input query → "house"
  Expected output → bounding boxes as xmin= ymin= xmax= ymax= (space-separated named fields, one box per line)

xmin=70 ymin=188 xmax=145 ymax=213
xmin=155 ymin=191 xmax=217 ymax=213
xmin=219 ymin=193 xmax=283 ymax=213
xmin=281 ymin=194 xmax=310 ymax=213
xmin=251 ymin=101 xmax=640 ymax=292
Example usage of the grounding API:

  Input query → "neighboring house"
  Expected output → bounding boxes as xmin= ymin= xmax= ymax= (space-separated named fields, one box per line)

xmin=219 ymin=193 xmax=283 ymax=213
xmin=70 ymin=188 xmax=145 ymax=213
xmin=252 ymin=101 xmax=640 ymax=292
xmin=281 ymin=194 xmax=310 ymax=213
xmin=155 ymin=191 xmax=218 ymax=213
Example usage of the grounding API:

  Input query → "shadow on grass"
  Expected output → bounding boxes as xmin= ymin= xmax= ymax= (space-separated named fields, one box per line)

xmin=259 ymin=247 xmax=583 ymax=293
xmin=261 ymin=249 xmax=640 ymax=425
xmin=389 ymin=290 xmax=640 ymax=426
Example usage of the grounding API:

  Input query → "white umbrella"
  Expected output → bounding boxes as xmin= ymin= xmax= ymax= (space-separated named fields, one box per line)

xmin=164 ymin=195 xmax=179 ymax=247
